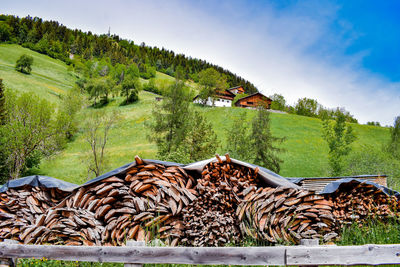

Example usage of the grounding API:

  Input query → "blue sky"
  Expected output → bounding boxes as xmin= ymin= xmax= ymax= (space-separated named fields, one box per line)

xmin=2 ymin=0 xmax=400 ymax=125
xmin=309 ymin=0 xmax=400 ymax=81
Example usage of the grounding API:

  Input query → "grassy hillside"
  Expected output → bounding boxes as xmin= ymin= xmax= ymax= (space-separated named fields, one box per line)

xmin=36 ymin=92 xmax=389 ymax=185
xmin=0 ymin=44 xmax=391 ymax=186
xmin=0 ymin=44 xmax=77 ymax=102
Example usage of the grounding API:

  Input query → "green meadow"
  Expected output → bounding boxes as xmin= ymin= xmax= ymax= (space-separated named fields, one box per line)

xmin=0 ymin=44 xmax=391 ymax=186
xmin=0 ymin=44 xmax=76 ymax=103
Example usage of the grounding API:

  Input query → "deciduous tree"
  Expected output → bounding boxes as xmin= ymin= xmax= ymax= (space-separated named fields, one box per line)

xmin=82 ymin=110 xmax=120 ymax=179
xmin=198 ymin=68 xmax=228 ymax=105
xmin=295 ymin=97 xmax=318 ymax=117
xmin=121 ymin=77 xmax=140 ymax=105
xmin=2 ymin=91 xmax=66 ymax=179
xmin=15 ymin=54 xmax=33 ymax=74
xmin=269 ymin=93 xmax=286 ymax=111
xmin=322 ymin=110 xmax=357 ymax=175
xmin=387 ymin=116 xmax=400 ymax=159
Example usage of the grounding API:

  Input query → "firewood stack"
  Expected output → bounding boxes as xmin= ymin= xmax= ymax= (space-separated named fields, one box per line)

xmin=1 ymin=156 xmax=198 ymax=246
xmin=19 ymin=207 xmax=104 ymax=246
xmin=181 ymin=155 xmax=261 ymax=246
xmin=326 ymin=181 xmax=400 ymax=229
xmin=2 ymin=155 xmax=400 ymax=247
xmin=181 ymin=190 xmax=241 ymax=246
xmin=0 ymin=186 xmax=70 ymax=242
xmin=237 ymin=186 xmax=338 ymax=244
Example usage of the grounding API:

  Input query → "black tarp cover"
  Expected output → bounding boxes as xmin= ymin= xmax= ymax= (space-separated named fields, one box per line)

xmin=0 ymin=175 xmax=77 ymax=193
xmin=182 ymin=156 xmax=299 ymax=189
xmin=81 ymin=159 xmax=184 ymax=187
xmin=320 ymin=178 xmax=400 ymax=196
xmin=80 ymin=156 xmax=299 ymax=189
xmin=0 ymin=157 xmax=300 ymax=193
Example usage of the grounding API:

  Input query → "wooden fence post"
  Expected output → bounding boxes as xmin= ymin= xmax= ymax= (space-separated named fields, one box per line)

xmin=125 ymin=240 xmax=145 ymax=267
xmin=0 ymin=240 xmax=19 ymax=267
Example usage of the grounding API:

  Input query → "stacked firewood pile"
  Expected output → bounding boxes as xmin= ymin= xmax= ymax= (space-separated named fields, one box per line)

xmin=326 ymin=181 xmax=400 ymax=229
xmin=238 ymin=186 xmax=338 ymax=244
xmin=0 ymin=156 xmax=197 ymax=246
xmin=181 ymin=155 xmax=260 ymax=246
xmin=0 ymin=186 xmax=70 ymax=242
xmin=1 ymin=155 xmax=400 ymax=247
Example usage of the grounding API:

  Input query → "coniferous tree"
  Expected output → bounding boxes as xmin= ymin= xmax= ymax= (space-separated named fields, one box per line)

xmin=225 ymin=111 xmax=252 ymax=161
xmin=185 ymin=111 xmax=218 ymax=161
xmin=148 ymin=81 xmax=193 ymax=162
xmin=250 ymin=108 xmax=285 ymax=173
xmin=148 ymin=81 xmax=218 ymax=163
xmin=225 ymin=109 xmax=285 ymax=173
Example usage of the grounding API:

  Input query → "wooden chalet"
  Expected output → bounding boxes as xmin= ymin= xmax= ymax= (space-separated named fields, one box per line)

xmin=193 ymin=86 xmax=243 ymax=107
xmin=234 ymin=92 xmax=272 ymax=109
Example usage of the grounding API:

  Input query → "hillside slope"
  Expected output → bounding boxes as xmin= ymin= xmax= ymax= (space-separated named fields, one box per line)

xmin=0 ymin=44 xmax=77 ymax=102
xmin=37 ymin=89 xmax=388 ymax=185
xmin=0 ymin=45 xmax=390 ymax=185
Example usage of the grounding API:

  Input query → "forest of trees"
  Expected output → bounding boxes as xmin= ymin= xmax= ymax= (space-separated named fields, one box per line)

xmin=0 ymin=14 xmax=259 ymax=94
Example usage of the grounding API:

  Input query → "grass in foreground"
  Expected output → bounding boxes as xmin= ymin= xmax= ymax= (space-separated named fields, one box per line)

xmin=338 ymin=217 xmax=400 ymax=245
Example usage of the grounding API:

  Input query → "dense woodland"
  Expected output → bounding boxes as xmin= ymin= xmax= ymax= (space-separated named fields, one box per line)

xmin=0 ymin=14 xmax=258 ymax=94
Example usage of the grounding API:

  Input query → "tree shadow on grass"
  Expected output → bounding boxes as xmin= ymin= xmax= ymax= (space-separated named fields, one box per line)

xmin=88 ymin=98 xmax=115 ymax=109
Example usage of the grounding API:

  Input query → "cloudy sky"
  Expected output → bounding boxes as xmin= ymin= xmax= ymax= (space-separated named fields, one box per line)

xmin=3 ymin=0 xmax=400 ymax=125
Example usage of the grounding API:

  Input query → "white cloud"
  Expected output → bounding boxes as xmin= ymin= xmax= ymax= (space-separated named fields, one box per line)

xmin=2 ymin=0 xmax=399 ymax=125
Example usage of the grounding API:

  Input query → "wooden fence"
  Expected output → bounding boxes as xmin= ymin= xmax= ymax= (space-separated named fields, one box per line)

xmin=1 ymin=239 xmax=400 ymax=266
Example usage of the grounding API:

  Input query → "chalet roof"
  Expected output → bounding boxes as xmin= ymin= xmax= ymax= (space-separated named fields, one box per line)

xmin=193 ymin=88 xmax=235 ymax=101
xmin=215 ymin=89 xmax=236 ymax=98
xmin=235 ymin=92 xmax=272 ymax=102
xmin=227 ymin=86 xmax=245 ymax=94
xmin=227 ymin=85 xmax=243 ymax=90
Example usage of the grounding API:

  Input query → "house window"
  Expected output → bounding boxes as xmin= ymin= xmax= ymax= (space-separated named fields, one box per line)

xmin=247 ymin=101 xmax=254 ymax=105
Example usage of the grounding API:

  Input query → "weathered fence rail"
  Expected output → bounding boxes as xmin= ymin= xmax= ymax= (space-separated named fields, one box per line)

xmin=1 ymin=240 xmax=400 ymax=266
